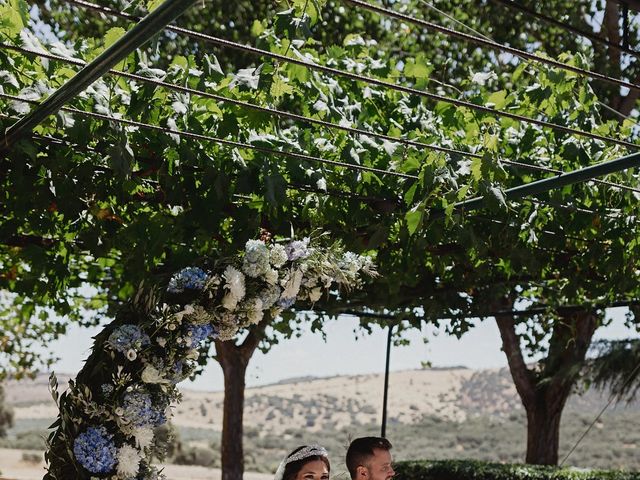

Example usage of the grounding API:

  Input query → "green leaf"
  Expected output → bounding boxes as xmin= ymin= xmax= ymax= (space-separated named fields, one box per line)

xmin=104 ymin=27 xmax=125 ymax=49
xmin=146 ymin=0 xmax=164 ymax=12
xmin=470 ymin=156 xmax=482 ymax=182
xmin=405 ymin=205 xmax=423 ymax=235
xmin=404 ymin=57 xmax=432 ymax=79
xmin=102 ymin=27 xmax=127 ymax=70
xmin=0 ymin=0 xmax=28 ymax=37
xmin=484 ymin=132 xmax=499 ymax=152
xmin=486 ymin=90 xmax=507 ymax=109
xmin=251 ymin=20 xmax=264 ymax=37
xmin=294 ymin=0 xmax=320 ymax=25
xmin=457 ymin=184 xmax=470 ymax=201
xmin=404 ymin=183 xmax=418 ymax=204
xmin=270 ymin=75 xmax=294 ymax=100
xmin=171 ymin=55 xmax=189 ymax=71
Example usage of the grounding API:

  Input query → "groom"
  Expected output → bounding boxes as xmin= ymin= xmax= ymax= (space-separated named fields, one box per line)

xmin=346 ymin=437 xmax=395 ymax=480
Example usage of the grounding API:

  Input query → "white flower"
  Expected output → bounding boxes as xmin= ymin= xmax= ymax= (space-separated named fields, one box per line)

xmin=116 ymin=444 xmax=141 ymax=477
xmin=269 ymin=244 xmax=288 ymax=268
xmin=223 ymin=265 xmax=245 ymax=307
xmin=126 ymin=349 xmax=137 ymax=361
xmin=341 ymin=252 xmax=362 ymax=273
xmin=132 ymin=426 xmax=155 ymax=450
xmin=156 ymin=337 xmax=167 ymax=347
xmin=245 ymin=298 xmax=264 ymax=325
xmin=186 ymin=349 xmax=200 ymax=360
xmin=309 ymin=287 xmax=323 ymax=303
xmin=173 ymin=304 xmax=195 ymax=323
xmin=281 ymin=269 xmax=304 ymax=300
xmin=242 ymin=240 xmax=270 ymax=278
xmin=264 ymin=268 xmax=278 ymax=285
xmin=141 ymin=365 xmax=170 ymax=384
xmin=221 ymin=293 xmax=237 ymax=311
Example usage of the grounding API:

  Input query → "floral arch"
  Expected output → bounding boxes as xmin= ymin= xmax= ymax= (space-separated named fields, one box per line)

xmin=43 ymin=236 xmax=375 ymax=479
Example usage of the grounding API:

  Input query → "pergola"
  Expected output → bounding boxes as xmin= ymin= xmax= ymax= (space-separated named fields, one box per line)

xmin=2 ymin=0 xmax=640 ymax=477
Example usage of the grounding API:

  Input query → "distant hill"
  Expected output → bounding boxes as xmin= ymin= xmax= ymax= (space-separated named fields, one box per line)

xmin=3 ymin=367 xmax=639 ymax=473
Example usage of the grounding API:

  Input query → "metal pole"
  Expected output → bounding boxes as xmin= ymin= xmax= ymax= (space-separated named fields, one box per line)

xmin=381 ymin=323 xmax=393 ymax=438
xmin=448 ymin=151 xmax=640 ymax=215
xmin=1 ymin=0 xmax=198 ymax=152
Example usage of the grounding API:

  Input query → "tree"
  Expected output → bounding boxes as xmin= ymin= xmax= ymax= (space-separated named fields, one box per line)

xmin=0 ymin=384 xmax=14 ymax=437
xmin=583 ymin=337 xmax=640 ymax=402
xmin=2 ymin=0 xmax=640 ymax=474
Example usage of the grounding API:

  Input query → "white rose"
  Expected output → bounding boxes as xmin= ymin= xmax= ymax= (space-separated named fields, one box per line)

xmin=309 ymin=287 xmax=322 ymax=303
xmin=141 ymin=365 xmax=170 ymax=384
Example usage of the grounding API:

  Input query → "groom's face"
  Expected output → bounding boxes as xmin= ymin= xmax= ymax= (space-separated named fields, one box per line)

xmin=363 ymin=448 xmax=394 ymax=480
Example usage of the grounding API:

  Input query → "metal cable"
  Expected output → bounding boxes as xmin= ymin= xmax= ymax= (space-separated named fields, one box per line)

xmin=7 ymin=41 xmax=640 ymax=194
xmin=0 ymin=92 xmax=418 ymax=180
xmin=489 ymin=0 xmax=640 ymax=59
xmin=0 ymin=114 xmax=400 ymax=204
xmin=342 ymin=0 xmax=640 ymax=92
xmin=560 ymin=359 xmax=640 ymax=466
xmin=64 ymin=0 xmax=640 ymax=151
xmin=4 ymin=44 xmax=640 ymax=195
xmin=7 ymin=42 xmax=639 ymax=196
xmin=421 ymin=0 xmax=639 ymax=125
xmin=0 ymin=43 xmax=475 ymax=159
xmin=1 ymin=110 xmax=632 ymax=233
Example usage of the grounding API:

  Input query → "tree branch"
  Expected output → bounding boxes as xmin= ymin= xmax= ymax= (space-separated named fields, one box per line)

xmin=604 ymin=1 xmax=622 ymax=77
xmin=495 ymin=313 xmax=536 ymax=409
xmin=238 ymin=316 xmax=271 ymax=363
xmin=544 ymin=313 xmax=598 ymax=412
xmin=617 ymin=71 xmax=640 ymax=116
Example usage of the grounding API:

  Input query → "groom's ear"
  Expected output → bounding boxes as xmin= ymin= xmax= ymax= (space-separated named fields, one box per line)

xmin=357 ymin=466 xmax=368 ymax=478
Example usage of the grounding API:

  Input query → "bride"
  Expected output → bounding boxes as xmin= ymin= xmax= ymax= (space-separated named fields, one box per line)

xmin=274 ymin=445 xmax=331 ymax=480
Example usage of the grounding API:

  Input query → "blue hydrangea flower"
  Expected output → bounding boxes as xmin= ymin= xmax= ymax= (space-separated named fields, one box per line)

xmin=73 ymin=426 xmax=117 ymax=474
xmin=186 ymin=323 xmax=217 ymax=348
xmin=107 ymin=324 xmax=150 ymax=355
xmin=277 ymin=297 xmax=296 ymax=309
xmin=167 ymin=267 xmax=209 ymax=293
xmin=122 ymin=392 xmax=166 ymax=427
xmin=285 ymin=238 xmax=310 ymax=261
xmin=101 ymin=383 xmax=114 ymax=395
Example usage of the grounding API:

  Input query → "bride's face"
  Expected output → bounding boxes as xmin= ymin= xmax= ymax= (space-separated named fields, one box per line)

xmin=295 ymin=459 xmax=330 ymax=480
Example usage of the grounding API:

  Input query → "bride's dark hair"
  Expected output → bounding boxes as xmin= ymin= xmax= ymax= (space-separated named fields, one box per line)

xmin=282 ymin=445 xmax=331 ymax=480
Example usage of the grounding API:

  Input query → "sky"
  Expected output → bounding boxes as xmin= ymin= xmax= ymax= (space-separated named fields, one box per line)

xmin=47 ymin=307 xmax=639 ymax=392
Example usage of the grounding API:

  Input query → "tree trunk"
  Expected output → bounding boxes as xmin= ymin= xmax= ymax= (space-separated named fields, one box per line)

xmin=215 ymin=318 xmax=269 ymax=480
xmin=218 ymin=341 xmax=250 ymax=480
xmin=495 ymin=311 xmax=598 ymax=465
xmin=524 ymin=396 xmax=564 ymax=465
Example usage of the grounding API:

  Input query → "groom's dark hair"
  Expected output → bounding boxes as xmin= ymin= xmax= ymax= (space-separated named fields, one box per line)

xmin=346 ymin=437 xmax=393 ymax=479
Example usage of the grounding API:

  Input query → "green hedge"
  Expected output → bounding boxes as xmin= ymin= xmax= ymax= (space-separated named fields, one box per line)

xmin=394 ymin=459 xmax=640 ymax=480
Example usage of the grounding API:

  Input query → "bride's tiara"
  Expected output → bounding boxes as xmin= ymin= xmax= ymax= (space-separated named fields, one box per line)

xmin=274 ymin=445 xmax=329 ymax=480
